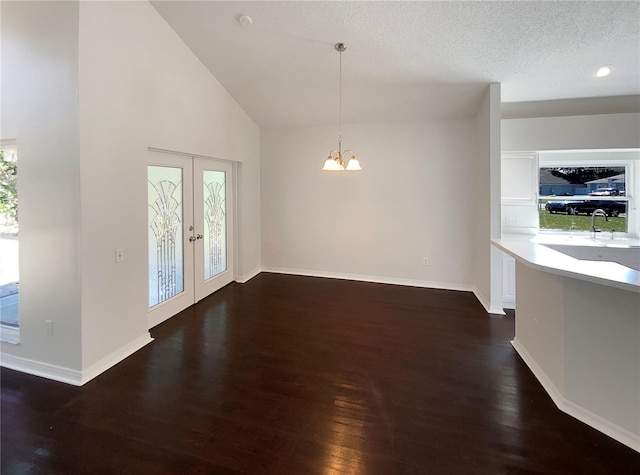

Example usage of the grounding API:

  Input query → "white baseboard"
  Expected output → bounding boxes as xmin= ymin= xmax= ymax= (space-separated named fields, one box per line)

xmin=1 ymin=333 xmax=153 ymax=386
xmin=80 ymin=333 xmax=154 ymax=385
xmin=512 ymin=338 xmax=639 ymax=453
xmin=236 ymin=267 xmax=261 ymax=283
xmin=1 ymin=353 xmax=83 ymax=386
xmin=261 ymin=266 xmax=473 ymax=293
xmin=472 ymin=286 xmax=505 ymax=315
xmin=511 ymin=338 xmax=564 ymax=406
xmin=501 ymin=298 xmax=515 ymax=310
xmin=488 ymin=305 xmax=506 ymax=315
xmin=562 ymin=397 xmax=639 ymax=453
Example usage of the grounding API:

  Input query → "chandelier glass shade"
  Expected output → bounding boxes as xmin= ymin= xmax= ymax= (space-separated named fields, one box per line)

xmin=322 ymin=150 xmax=362 ymax=171
xmin=322 ymin=43 xmax=361 ymax=172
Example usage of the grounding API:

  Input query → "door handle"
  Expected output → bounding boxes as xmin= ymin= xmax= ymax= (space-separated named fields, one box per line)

xmin=196 ymin=234 xmax=203 ymax=240
xmin=189 ymin=236 xmax=197 ymax=242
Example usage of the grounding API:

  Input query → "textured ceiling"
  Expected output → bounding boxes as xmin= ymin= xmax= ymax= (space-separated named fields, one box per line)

xmin=151 ymin=1 xmax=640 ymax=128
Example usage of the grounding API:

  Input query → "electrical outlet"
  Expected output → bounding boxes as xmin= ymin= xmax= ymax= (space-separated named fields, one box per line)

xmin=423 ymin=257 xmax=430 ymax=266
xmin=46 ymin=320 xmax=54 ymax=336
xmin=115 ymin=248 xmax=124 ymax=263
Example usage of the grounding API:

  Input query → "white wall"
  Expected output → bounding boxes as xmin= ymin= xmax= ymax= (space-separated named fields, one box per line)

xmin=78 ymin=1 xmax=261 ymax=374
xmin=513 ymin=261 xmax=640 ymax=450
xmin=564 ymin=278 xmax=639 ymax=445
xmin=472 ymin=84 xmax=503 ymax=313
xmin=501 ymin=114 xmax=640 ymax=238
xmin=1 ymin=1 xmax=261 ymax=383
xmin=261 ymin=119 xmax=477 ymax=289
xmin=502 ymin=113 xmax=640 ymax=152
xmin=1 ymin=1 xmax=83 ymax=374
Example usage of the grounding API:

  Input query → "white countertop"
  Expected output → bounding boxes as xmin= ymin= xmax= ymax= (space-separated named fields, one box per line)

xmin=530 ymin=233 xmax=640 ymax=248
xmin=492 ymin=236 xmax=640 ymax=293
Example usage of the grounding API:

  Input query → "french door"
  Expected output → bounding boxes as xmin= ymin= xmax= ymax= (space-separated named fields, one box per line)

xmin=147 ymin=150 xmax=234 ymax=328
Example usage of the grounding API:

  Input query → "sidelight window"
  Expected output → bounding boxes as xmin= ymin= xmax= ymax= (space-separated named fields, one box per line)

xmin=0 ymin=141 xmax=19 ymax=343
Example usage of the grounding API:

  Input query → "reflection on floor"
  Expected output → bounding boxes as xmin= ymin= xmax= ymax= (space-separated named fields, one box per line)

xmin=1 ymin=273 xmax=639 ymax=473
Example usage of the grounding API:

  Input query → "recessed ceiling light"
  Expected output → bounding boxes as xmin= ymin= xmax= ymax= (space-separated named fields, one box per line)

xmin=595 ymin=66 xmax=612 ymax=77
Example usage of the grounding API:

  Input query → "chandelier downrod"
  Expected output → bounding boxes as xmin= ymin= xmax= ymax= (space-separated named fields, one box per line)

xmin=322 ymin=42 xmax=362 ymax=172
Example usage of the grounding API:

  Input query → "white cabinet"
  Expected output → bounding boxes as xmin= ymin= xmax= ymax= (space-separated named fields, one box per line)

xmin=501 ymin=152 xmax=539 ymax=234
xmin=502 ymin=152 xmax=538 ymax=203
xmin=501 ymin=253 xmax=516 ymax=309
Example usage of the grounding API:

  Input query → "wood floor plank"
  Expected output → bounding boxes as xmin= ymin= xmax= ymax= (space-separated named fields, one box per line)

xmin=2 ymin=273 xmax=639 ymax=474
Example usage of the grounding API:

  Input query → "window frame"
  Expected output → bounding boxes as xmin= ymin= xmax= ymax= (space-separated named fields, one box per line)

xmin=537 ymin=150 xmax=638 ymax=237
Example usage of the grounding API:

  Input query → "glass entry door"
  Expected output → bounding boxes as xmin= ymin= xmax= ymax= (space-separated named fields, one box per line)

xmin=148 ymin=151 xmax=234 ymax=328
xmin=194 ymin=159 xmax=234 ymax=301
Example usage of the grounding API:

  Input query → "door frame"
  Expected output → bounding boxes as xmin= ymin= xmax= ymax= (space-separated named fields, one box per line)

xmin=147 ymin=147 xmax=238 ymax=329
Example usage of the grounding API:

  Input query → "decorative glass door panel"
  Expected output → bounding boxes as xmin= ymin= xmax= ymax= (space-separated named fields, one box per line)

xmin=203 ymin=170 xmax=227 ymax=280
xmin=194 ymin=158 xmax=233 ymax=302
xmin=147 ymin=151 xmax=194 ymax=329
xmin=148 ymin=166 xmax=184 ymax=307
xmin=148 ymin=150 xmax=233 ymax=329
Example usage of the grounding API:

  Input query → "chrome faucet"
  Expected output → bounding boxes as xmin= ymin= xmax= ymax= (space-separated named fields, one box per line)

xmin=590 ymin=209 xmax=608 ymax=237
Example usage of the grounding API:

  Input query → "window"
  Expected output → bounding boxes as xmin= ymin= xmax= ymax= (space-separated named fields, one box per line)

xmin=0 ymin=141 xmax=19 ymax=343
xmin=537 ymin=150 xmax=638 ymax=236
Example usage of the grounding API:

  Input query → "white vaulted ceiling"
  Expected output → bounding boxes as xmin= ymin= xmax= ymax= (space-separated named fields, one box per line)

xmin=151 ymin=1 xmax=640 ymax=127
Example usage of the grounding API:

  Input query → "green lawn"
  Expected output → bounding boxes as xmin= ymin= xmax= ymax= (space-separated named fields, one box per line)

xmin=539 ymin=210 xmax=627 ymax=232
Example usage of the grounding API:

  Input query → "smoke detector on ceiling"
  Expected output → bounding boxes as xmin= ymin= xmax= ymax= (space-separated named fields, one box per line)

xmin=238 ymin=15 xmax=253 ymax=28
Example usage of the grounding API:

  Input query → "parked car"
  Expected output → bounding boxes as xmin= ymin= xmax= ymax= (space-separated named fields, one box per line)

xmin=544 ymin=200 xmax=626 ymax=217
xmin=545 ymin=200 xmax=583 ymax=214
xmin=588 ymin=188 xmax=622 ymax=196
xmin=572 ymin=200 xmax=626 ymax=217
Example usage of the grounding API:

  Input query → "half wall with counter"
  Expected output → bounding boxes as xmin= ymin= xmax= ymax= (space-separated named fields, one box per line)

xmin=493 ymin=237 xmax=640 ymax=452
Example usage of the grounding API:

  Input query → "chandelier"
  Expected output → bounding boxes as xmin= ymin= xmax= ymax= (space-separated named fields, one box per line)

xmin=322 ymin=43 xmax=362 ymax=172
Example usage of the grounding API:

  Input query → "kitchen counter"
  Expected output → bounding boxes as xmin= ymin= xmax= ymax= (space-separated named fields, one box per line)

xmin=491 ymin=235 xmax=640 ymax=452
xmin=492 ymin=236 xmax=640 ymax=293
xmin=530 ymin=234 xmax=640 ymax=248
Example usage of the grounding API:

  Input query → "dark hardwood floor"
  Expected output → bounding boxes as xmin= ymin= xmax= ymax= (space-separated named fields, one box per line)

xmin=2 ymin=273 xmax=639 ymax=474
